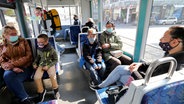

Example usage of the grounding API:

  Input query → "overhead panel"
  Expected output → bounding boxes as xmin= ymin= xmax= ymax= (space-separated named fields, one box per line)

xmin=47 ymin=0 xmax=75 ymax=6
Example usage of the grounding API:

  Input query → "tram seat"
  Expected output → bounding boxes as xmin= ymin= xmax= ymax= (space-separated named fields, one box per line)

xmin=69 ymin=25 xmax=81 ymax=45
xmin=96 ymin=57 xmax=184 ymax=104
xmin=54 ymin=25 xmax=70 ymax=39
xmin=26 ymin=36 xmax=60 ymax=80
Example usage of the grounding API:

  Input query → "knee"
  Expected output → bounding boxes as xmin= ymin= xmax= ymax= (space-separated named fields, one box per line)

xmin=113 ymin=58 xmax=122 ymax=65
xmin=3 ymin=71 xmax=13 ymax=80
xmin=34 ymin=74 xmax=42 ymax=80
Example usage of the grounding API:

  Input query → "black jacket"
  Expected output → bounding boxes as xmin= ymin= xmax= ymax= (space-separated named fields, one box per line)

xmin=131 ymin=51 xmax=184 ymax=80
xmin=83 ymin=39 xmax=102 ymax=65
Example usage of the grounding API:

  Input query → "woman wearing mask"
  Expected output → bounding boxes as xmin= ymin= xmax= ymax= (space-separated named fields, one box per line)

xmin=73 ymin=15 xmax=81 ymax=25
xmin=82 ymin=28 xmax=106 ymax=89
xmin=0 ymin=25 xmax=34 ymax=104
xmin=100 ymin=21 xmax=132 ymax=77
xmin=91 ymin=26 xmax=184 ymax=89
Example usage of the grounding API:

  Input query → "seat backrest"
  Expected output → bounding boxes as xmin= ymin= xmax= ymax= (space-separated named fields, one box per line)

xmin=55 ymin=25 xmax=70 ymax=38
xmin=69 ymin=25 xmax=81 ymax=45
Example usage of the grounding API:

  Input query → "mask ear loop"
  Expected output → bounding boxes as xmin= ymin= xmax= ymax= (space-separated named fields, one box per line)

xmin=170 ymin=39 xmax=181 ymax=49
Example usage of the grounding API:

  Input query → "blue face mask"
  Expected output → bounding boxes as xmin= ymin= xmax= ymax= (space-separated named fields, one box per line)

xmin=106 ymin=28 xmax=113 ymax=34
xmin=9 ymin=36 xmax=18 ymax=43
xmin=88 ymin=38 xmax=96 ymax=44
xmin=159 ymin=41 xmax=173 ymax=52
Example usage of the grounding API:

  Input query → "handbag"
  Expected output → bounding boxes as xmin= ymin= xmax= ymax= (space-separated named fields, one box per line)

xmin=117 ymin=57 xmax=184 ymax=104
xmin=110 ymin=50 xmax=123 ymax=58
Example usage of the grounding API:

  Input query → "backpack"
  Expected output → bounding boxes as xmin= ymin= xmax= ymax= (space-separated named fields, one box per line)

xmin=46 ymin=9 xmax=62 ymax=35
xmin=106 ymin=85 xmax=129 ymax=104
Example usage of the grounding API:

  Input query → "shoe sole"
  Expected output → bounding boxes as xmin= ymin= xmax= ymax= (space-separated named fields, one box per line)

xmin=40 ymin=90 xmax=46 ymax=102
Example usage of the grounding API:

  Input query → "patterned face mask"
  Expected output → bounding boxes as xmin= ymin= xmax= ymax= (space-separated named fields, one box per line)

xmin=38 ymin=43 xmax=45 ymax=48
xmin=159 ymin=41 xmax=173 ymax=52
xmin=88 ymin=37 xmax=96 ymax=44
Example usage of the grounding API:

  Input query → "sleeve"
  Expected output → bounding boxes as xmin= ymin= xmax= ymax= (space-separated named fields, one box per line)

xmin=10 ymin=40 xmax=32 ymax=67
xmin=95 ymin=45 xmax=103 ymax=63
xmin=83 ymin=44 xmax=94 ymax=64
xmin=99 ymin=32 xmax=106 ymax=45
xmin=48 ymin=48 xmax=58 ymax=68
xmin=109 ymin=34 xmax=123 ymax=50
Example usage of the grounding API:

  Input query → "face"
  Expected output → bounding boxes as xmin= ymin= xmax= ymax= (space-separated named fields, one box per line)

xmin=37 ymin=38 xmax=48 ymax=48
xmin=106 ymin=23 xmax=113 ymax=29
xmin=4 ymin=29 xmax=18 ymax=42
xmin=87 ymin=31 xmax=96 ymax=38
xmin=35 ymin=9 xmax=41 ymax=16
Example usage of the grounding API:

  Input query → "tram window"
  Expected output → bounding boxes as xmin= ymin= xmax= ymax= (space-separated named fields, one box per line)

xmin=2 ymin=8 xmax=20 ymax=35
xmin=101 ymin=0 xmax=140 ymax=55
xmin=48 ymin=6 xmax=78 ymax=25
xmin=144 ymin=0 xmax=184 ymax=62
xmin=0 ymin=21 xmax=2 ymax=35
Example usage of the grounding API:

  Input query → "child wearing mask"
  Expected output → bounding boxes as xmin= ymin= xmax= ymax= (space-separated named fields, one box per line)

xmin=82 ymin=28 xmax=106 ymax=90
xmin=33 ymin=34 xmax=60 ymax=102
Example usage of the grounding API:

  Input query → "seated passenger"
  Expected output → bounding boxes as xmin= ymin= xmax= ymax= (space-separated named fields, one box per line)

xmin=82 ymin=18 xmax=98 ymax=32
xmin=82 ymin=29 xmax=106 ymax=88
xmin=100 ymin=21 xmax=132 ymax=77
xmin=1 ymin=25 xmax=34 ymax=104
xmin=33 ymin=34 xmax=60 ymax=102
xmin=93 ymin=26 xmax=184 ymax=89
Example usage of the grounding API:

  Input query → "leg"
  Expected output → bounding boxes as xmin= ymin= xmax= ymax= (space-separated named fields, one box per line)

xmin=47 ymin=65 xmax=58 ymax=89
xmin=34 ymin=66 xmax=44 ymax=93
xmin=104 ymin=57 xmax=121 ymax=78
xmin=118 ymin=55 xmax=133 ymax=65
xmin=85 ymin=62 xmax=101 ymax=85
xmin=3 ymin=70 xmax=28 ymax=100
xmin=98 ymin=65 xmax=131 ymax=88
xmin=98 ymin=62 xmax=106 ymax=80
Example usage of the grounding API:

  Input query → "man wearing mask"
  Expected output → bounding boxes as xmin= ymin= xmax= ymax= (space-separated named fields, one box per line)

xmin=82 ymin=29 xmax=106 ymax=89
xmin=92 ymin=26 xmax=184 ymax=89
xmin=73 ymin=15 xmax=81 ymax=25
xmin=100 ymin=21 xmax=132 ymax=77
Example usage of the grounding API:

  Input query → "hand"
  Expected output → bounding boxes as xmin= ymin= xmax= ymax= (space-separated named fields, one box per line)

xmin=42 ymin=66 xmax=49 ymax=71
xmin=2 ymin=62 xmax=14 ymax=70
xmin=102 ymin=43 xmax=110 ymax=49
xmin=33 ymin=64 xmax=38 ymax=69
xmin=129 ymin=63 xmax=142 ymax=73
xmin=0 ymin=57 xmax=4 ymax=63
xmin=97 ymin=64 xmax=102 ymax=69
xmin=13 ymin=67 xmax=24 ymax=73
xmin=92 ymin=64 xmax=99 ymax=70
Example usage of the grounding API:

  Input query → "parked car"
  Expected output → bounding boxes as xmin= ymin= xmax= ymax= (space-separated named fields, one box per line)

xmin=177 ymin=17 xmax=184 ymax=24
xmin=157 ymin=16 xmax=178 ymax=25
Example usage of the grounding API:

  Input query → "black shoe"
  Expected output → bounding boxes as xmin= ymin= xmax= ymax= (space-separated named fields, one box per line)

xmin=38 ymin=89 xmax=46 ymax=102
xmin=54 ymin=88 xmax=60 ymax=99
xmin=21 ymin=98 xmax=35 ymax=104
xmin=89 ymin=81 xmax=100 ymax=91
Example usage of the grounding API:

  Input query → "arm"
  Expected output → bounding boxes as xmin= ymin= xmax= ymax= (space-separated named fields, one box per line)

xmin=109 ymin=34 xmax=123 ymax=50
xmin=83 ymin=44 xmax=95 ymax=64
xmin=95 ymin=45 xmax=103 ymax=63
xmin=48 ymin=48 xmax=58 ymax=68
xmin=33 ymin=50 xmax=41 ymax=66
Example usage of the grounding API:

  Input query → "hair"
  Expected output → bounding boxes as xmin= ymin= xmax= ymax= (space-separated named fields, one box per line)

xmin=37 ymin=34 xmax=48 ymax=41
xmin=88 ymin=28 xmax=97 ymax=35
xmin=35 ymin=7 xmax=42 ymax=11
xmin=106 ymin=21 xmax=115 ymax=29
xmin=169 ymin=26 xmax=184 ymax=50
xmin=2 ymin=25 xmax=17 ymax=39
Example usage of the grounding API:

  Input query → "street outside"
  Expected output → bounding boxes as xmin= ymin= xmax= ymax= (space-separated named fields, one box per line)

xmin=115 ymin=24 xmax=184 ymax=62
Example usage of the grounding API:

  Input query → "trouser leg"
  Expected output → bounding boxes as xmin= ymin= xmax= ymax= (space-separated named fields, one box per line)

xmin=47 ymin=65 xmax=58 ymax=89
xmin=34 ymin=66 xmax=44 ymax=93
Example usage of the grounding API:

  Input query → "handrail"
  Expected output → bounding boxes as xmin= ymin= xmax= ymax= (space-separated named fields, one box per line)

xmin=144 ymin=57 xmax=177 ymax=85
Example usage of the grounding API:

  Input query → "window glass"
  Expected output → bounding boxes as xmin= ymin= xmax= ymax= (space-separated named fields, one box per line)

xmin=144 ymin=0 xmax=184 ymax=62
xmin=102 ymin=0 xmax=139 ymax=55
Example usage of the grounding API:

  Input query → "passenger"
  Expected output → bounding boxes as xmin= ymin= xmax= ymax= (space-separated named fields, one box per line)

xmin=1 ymin=25 xmax=34 ymax=104
xmin=73 ymin=15 xmax=81 ymax=25
xmin=93 ymin=26 xmax=184 ymax=89
xmin=100 ymin=21 xmax=132 ymax=77
xmin=83 ymin=18 xmax=98 ymax=31
xmin=83 ymin=29 xmax=106 ymax=88
xmin=33 ymin=34 xmax=60 ymax=102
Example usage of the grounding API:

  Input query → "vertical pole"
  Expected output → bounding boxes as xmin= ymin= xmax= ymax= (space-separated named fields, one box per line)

xmin=98 ymin=0 xmax=102 ymax=31
xmin=15 ymin=0 xmax=28 ymax=38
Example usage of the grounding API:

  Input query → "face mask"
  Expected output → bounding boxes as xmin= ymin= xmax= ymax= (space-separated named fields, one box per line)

xmin=159 ymin=42 xmax=173 ymax=52
xmin=88 ymin=38 xmax=96 ymax=44
xmin=9 ymin=36 xmax=18 ymax=43
xmin=38 ymin=43 xmax=45 ymax=48
xmin=106 ymin=28 xmax=113 ymax=33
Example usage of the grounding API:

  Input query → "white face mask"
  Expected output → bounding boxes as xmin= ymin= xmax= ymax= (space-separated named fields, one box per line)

xmin=88 ymin=37 xmax=96 ymax=44
xmin=106 ymin=28 xmax=113 ymax=33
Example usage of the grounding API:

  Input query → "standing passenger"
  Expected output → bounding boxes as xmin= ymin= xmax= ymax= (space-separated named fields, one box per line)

xmin=1 ymin=25 xmax=34 ymax=104
xmin=100 ymin=21 xmax=132 ymax=77
xmin=73 ymin=15 xmax=81 ymax=25
xmin=33 ymin=34 xmax=60 ymax=102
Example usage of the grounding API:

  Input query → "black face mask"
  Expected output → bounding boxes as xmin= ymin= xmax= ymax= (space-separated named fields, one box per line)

xmin=159 ymin=42 xmax=173 ymax=52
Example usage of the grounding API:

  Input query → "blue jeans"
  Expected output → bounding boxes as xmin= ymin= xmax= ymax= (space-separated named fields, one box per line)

xmin=85 ymin=62 xmax=106 ymax=85
xmin=98 ymin=65 xmax=131 ymax=88
xmin=3 ymin=68 xmax=30 ymax=100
